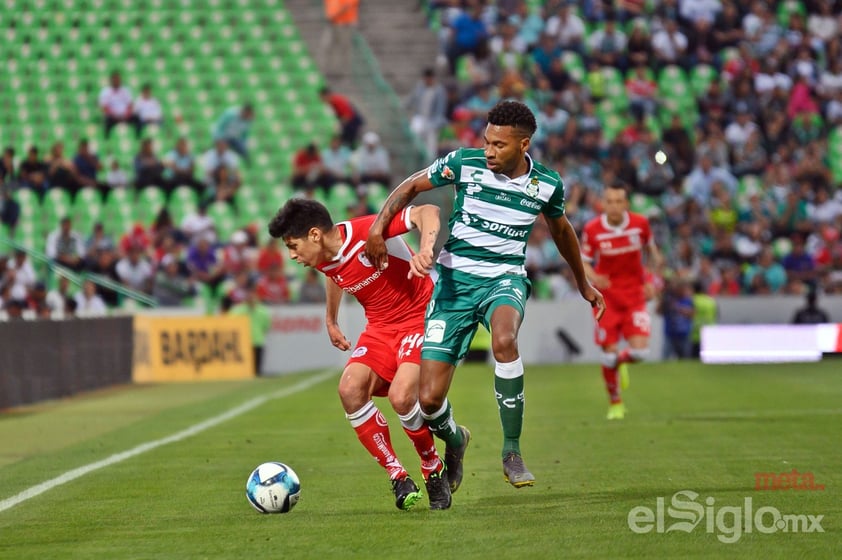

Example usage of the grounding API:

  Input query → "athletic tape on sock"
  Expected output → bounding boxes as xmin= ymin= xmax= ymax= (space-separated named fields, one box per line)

xmin=346 ymin=400 xmax=377 ymax=428
xmin=398 ymin=401 xmax=424 ymax=431
xmin=494 ymin=357 xmax=524 ymax=379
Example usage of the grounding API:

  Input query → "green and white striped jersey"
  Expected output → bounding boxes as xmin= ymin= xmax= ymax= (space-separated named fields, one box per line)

xmin=426 ymin=147 xmax=566 ymax=279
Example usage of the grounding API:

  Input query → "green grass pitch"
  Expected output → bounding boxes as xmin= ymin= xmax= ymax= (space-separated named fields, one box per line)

xmin=0 ymin=361 xmax=839 ymax=559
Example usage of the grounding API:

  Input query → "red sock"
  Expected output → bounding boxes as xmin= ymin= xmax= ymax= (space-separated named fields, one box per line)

xmin=602 ymin=366 xmax=622 ymax=404
xmin=402 ymin=425 xmax=442 ymax=480
xmin=350 ymin=406 xmax=407 ymax=481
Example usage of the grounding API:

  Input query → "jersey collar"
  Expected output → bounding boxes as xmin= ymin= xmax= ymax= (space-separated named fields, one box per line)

xmin=600 ymin=211 xmax=630 ymax=232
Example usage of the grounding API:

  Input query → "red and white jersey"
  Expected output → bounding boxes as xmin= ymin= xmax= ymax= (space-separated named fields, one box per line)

xmin=317 ymin=208 xmax=434 ymax=330
xmin=581 ymin=211 xmax=651 ymax=306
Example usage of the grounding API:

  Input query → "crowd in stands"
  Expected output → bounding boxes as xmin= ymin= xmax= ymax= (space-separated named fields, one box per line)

xmin=423 ymin=0 xmax=842 ymax=300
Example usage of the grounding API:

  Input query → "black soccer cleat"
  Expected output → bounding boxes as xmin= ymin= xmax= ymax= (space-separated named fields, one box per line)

xmin=391 ymin=475 xmax=422 ymax=510
xmin=424 ymin=468 xmax=452 ymax=510
xmin=444 ymin=425 xmax=471 ymax=493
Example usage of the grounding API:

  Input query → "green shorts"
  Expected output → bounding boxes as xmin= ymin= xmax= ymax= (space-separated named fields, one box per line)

xmin=421 ymin=268 xmax=531 ymax=364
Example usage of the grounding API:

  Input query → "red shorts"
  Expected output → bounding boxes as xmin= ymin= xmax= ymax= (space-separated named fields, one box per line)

xmin=347 ymin=325 xmax=425 ymax=396
xmin=593 ymin=301 xmax=651 ymax=347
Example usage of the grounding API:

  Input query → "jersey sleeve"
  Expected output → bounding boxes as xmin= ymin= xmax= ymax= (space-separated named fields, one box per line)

xmin=426 ymin=149 xmax=463 ymax=188
xmin=542 ymin=172 xmax=566 ymax=218
xmin=383 ymin=206 xmax=415 ymax=239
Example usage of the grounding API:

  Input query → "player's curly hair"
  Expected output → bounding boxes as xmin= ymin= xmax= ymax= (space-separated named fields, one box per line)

xmin=268 ymin=198 xmax=334 ymax=239
xmin=487 ymin=100 xmax=537 ymax=137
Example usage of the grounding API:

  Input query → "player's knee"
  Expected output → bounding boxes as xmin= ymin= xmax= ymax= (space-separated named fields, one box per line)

xmin=387 ymin=385 xmax=416 ymax=415
xmin=337 ymin=377 xmax=369 ymax=410
xmin=418 ymin=385 xmax=443 ymax=414
xmin=491 ymin=333 xmax=518 ymax=362
xmin=628 ymin=347 xmax=649 ymax=362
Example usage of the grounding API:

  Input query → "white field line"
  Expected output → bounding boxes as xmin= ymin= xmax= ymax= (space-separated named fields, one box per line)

xmin=0 ymin=370 xmax=336 ymax=514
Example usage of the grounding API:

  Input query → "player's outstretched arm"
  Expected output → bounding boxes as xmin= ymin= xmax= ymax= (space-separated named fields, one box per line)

xmin=547 ymin=214 xmax=606 ymax=321
xmin=325 ymin=277 xmax=351 ymax=351
xmin=407 ymin=204 xmax=440 ymax=278
xmin=365 ymin=170 xmax=435 ymax=270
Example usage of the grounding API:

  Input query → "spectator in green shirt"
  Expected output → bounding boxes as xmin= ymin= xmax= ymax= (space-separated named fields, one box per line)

xmin=229 ymin=283 xmax=272 ymax=376
xmin=212 ymin=104 xmax=254 ymax=163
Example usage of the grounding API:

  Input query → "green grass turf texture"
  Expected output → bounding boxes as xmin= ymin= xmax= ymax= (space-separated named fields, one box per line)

xmin=0 ymin=361 xmax=839 ymax=559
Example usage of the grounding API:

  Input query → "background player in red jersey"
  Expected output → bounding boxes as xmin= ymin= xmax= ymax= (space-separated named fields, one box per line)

xmin=268 ymin=198 xmax=449 ymax=510
xmin=580 ymin=183 xmax=663 ymax=420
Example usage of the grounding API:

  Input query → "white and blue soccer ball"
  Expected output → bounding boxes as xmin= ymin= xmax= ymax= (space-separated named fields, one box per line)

xmin=246 ymin=462 xmax=301 ymax=514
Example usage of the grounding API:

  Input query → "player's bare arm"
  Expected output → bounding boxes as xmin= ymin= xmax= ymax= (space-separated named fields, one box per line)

xmin=325 ymin=277 xmax=351 ymax=351
xmin=583 ymin=260 xmax=611 ymax=289
xmin=365 ymin=170 xmax=434 ymax=270
xmin=547 ymin=214 xmax=606 ymax=320
xmin=407 ymin=204 xmax=440 ymax=278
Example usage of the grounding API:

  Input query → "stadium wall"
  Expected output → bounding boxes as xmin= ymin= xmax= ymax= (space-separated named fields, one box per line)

xmin=0 ymin=317 xmax=133 ymax=409
xmin=260 ymin=295 xmax=842 ymax=374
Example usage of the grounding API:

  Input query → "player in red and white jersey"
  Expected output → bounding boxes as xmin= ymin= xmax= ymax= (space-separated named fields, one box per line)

xmin=580 ymin=183 xmax=662 ymax=420
xmin=268 ymin=198 xmax=445 ymax=510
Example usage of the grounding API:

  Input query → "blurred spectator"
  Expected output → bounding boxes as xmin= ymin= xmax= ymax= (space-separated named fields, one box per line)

xmin=212 ymin=104 xmax=254 ymax=163
xmin=256 ymin=237 xmax=285 ymax=275
xmin=730 ymin=130 xmax=767 ymax=177
xmin=685 ymin=152 xmax=738 ymax=206
xmin=75 ymin=279 xmax=108 ymax=317
xmin=119 ymin=224 xmax=151 ymax=256
xmin=84 ymin=222 xmax=116 ymax=269
xmin=298 ymin=268 xmax=327 ymax=303
xmin=652 ymin=18 xmax=688 ymax=68
xmin=318 ymin=0 xmax=360 ymax=77
xmin=806 ymin=0 xmax=838 ymax=45
xmin=133 ymin=139 xmax=166 ymax=189
xmin=320 ymin=135 xmax=353 ymax=186
xmin=744 ymin=247 xmax=787 ymax=293
xmin=134 ymin=84 xmax=163 ymax=137
xmin=18 ymin=146 xmax=49 ymax=193
xmin=405 ymin=67 xmax=448 ymax=161
xmin=202 ymin=140 xmax=241 ymax=198
xmin=352 ymin=132 xmax=391 ymax=188
xmin=163 ymin=137 xmax=205 ymax=193
xmin=229 ymin=283 xmax=272 ymax=375
xmin=587 ymin=17 xmax=627 ymax=69
xmin=626 ymin=21 xmax=653 ymax=67
xmin=46 ymin=275 xmax=73 ymax=316
xmin=661 ymin=114 xmax=693 ymax=176
xmin=255 ymin=263 xmax=289 ymax=304
xmin=115 ymin=244 xmax=154 ymax=293
xmin=153 ymin=254 xmax=196 ymax=306
xmin=546 ymin=3 xmax=586 ymax=53
xmin=72 ymin=139 xmax=104 ymax=192
xmin=0 ymin=188 xmax=20 ymax=238
xmin=46 ymin=217 xmax=85 ymax=271
xmin=320 ymin=87 xmax=364 ymax=147
xmin=782 ymin=235 xmax=818 ymax=287
xmin=106 ymin=159 xmax=129 ymax=189
xmin=98 ymin=71 xmax=138 ymax=139
xmin=0 ymin=147 xmax=15 ymax=186
xmin=221 ymin=230 xmax=255 ymax=278
xmin=186 ymin=235 xmax=224 ymax=292
xmin=791 ymin=289 xmax=830 ymax=324
xmin=4 ymin=249 xmax=36 ymax=303
xmin=291 ymin=143 xmax=329 ymax=191
xmin=180 ymin=202 xmax=216 ymax=244
xmin=210 ymin=165 xmax=241 ymax=203
xmin=660 ymin=278 xmax=695 ymax=359
xmin=444 ymin=1 xmax=489 ymax=74
xmin=46 ymin=141 xmax=85 ymax=195
xmin=625 ymin=63 xmax=658 ymax=116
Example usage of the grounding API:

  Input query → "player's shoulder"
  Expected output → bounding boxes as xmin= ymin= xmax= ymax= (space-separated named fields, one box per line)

xmin=627 ymin=212 xmax=651 ymax=228
xmin=583 ymin=214 xmax=604 ymax=231
xmin=530 ymin=158 xmax=563 ymax=186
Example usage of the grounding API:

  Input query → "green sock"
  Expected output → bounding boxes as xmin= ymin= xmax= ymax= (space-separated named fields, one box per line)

xmin=422 ymin=399 xmax=463 ymax=449
xmin=495 ymin=364 xmax=524 ymax=458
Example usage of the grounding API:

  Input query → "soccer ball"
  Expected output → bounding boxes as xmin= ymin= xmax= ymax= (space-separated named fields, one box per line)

xmin=245 ymin=462 xmax=301 ymax=514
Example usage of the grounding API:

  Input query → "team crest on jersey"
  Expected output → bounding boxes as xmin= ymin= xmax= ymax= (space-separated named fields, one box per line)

xmin=441 ymin=165 xmax=454 ymax=180
xmin=629 ymin=233 xmax=640 ymax=246
xmin=357 ymin=252 xmax=373 ymax=267
xmin=525 ymin=177 xmax=540 ymax=198
xmin=351 ymin=346 xmax=368 ymax=358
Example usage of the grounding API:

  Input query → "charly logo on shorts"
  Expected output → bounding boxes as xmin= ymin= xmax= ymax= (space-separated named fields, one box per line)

xmin=425 ymin=320 xmax=446 ymax=344
xmin=351 ymin=346 xmax=368 ymax=358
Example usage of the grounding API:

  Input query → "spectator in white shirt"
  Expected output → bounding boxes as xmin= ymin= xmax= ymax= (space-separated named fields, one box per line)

xmin=351 ymin=132 xmax=391 ymax=188
xmin=98 ymin=71 xmax=140 ymax=139
xmin=652 ymin=18 xmax=688 ymax=67
xmin=545 ymin=4 xmax=585 ymax=54
xmin=202 ymin=140 xmax=240 ymax=190
xmin=4 ymin=249 xmax=36 ymax=302
xmin=115 ymin=244 xmax=154 ymax=293
xmin=134 ymin=84 xmax=163 ymax=137
xmin=46 ymin=217 xmax=86 ymax=271
xmin=180 ymin=202 xmax=217 ymax=245
xmin=724 ymin=102 xmax=760 ymax=148
xmin=75 ymin=279 xmax=108 ymax=317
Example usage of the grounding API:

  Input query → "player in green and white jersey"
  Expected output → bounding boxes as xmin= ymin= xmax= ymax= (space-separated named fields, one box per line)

xmin=365 ymin=101 xmax=605 ymax=509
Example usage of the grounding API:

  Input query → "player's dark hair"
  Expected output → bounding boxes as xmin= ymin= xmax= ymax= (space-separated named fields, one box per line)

xmin=268 ymin=198 xmax=334 ymax=240
xmin=605 ymin=181 xmax=630 ymax=196
xmin=487 ymin=100 xmax=537 ymax=137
